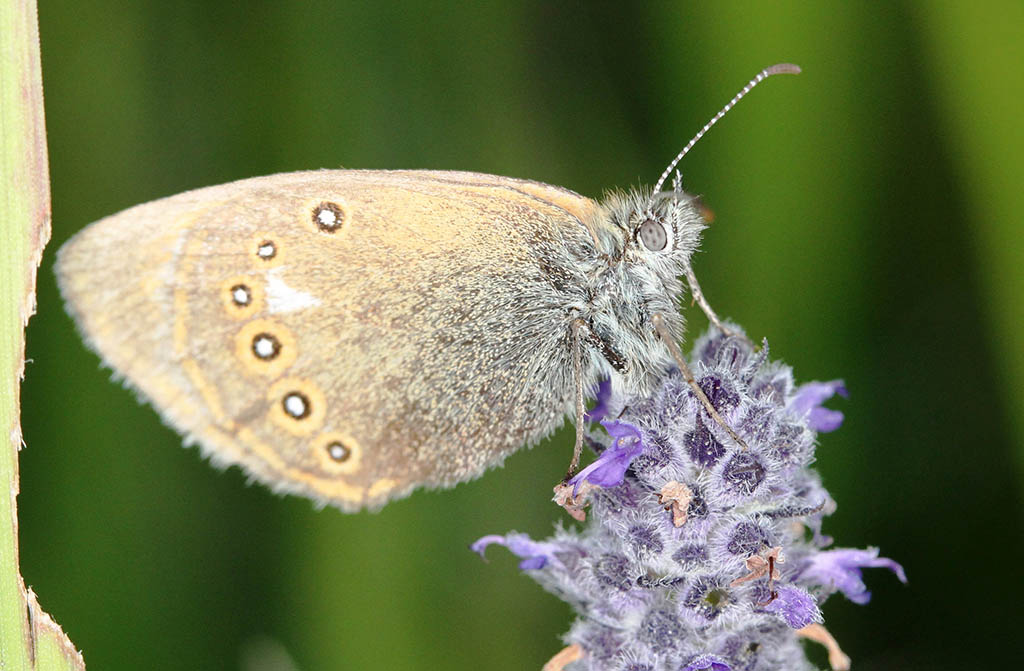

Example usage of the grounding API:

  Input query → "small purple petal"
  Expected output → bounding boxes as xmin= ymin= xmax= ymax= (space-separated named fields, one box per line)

xmin=682 ymin=653 xmax=731 ymax=671
xmin=470 ymin=535 xmax=506 ymax=558
xmin=471 ymin=533 xmax=565 ymax=571
xmin=585 ymin=378 xmax=613 ymax=423
xmin=603 ymin=418 xmax=642 ymax=441
xmin=790 ymin=380 xmax=849 ymax=414
xmin=517 ymin=556 xmax=548 ymax=570
xmin=800 ymin=548 xmax=907 ymax=604
xmin=808 ymin=406 xmax=845 ymax=432
xmin=789 ymin=380 xmax=848 ymax=432
xmin=568 ymin=420 xmax=644 ymax=494
xmin=764 ymin=585 xmax=822 ymax=628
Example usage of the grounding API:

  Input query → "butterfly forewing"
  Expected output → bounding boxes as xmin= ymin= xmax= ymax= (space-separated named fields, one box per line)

xmin=58 ymin=170 xmax=600 ymax=510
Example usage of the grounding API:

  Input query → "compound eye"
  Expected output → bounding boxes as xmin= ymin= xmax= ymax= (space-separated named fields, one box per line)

xmin=638 ymin=218 xmax=668 ymax=251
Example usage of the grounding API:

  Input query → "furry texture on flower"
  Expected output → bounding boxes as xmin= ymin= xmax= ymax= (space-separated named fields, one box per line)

xmin=473 ymin=328 xmax=904 ymax=671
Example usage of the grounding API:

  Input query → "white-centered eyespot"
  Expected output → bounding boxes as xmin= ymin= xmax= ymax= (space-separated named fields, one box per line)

xmin=251 ymin=333 xmax=281 ymax=360
xmin=234 ymin=319 xmax=297 ymax=376
xmin=326 ymin=440 xmax=351 ymax=462
xmin=268 ymin=378 xmax=326 ymax=435
xmin=283 ymin=391 xmax=310 ymax=419
xmin=250 ymin=232 xmax=285 ymax=268
xmin=220 ymin=276 xmax=263 ymax=319
xmin=313 ymin=431 xmax=362 ymax=475
xmin=231 ymin=284 xmax=251 ymax=306
xmin=312 ymin=201 xmax=346 ymax=233
xmin=256 ymin=240 xmax=277 ymax=260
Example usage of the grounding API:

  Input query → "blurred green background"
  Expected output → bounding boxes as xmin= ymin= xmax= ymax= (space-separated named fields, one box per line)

xmin=18 ymin=1 xmax=1024 ymax=669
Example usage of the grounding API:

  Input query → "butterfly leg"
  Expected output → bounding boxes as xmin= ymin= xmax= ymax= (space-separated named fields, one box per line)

xmin=684 ymin=264 xmax=750 ymax=344
xmin=651 ymin=313 xmax=748 ymax=450
xmin=565 ymin=318 xmax=589 ymax=479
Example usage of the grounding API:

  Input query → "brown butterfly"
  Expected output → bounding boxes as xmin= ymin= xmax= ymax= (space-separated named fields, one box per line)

xmin=56 ymin=65 xmax=798 ymax=511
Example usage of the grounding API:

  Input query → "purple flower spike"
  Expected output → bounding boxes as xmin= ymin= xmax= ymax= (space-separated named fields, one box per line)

xmin=682 ymin=653 xmax=731 ymax=671
xmin=585 ymin=378 xmax=613 ymax=423
xmin=801 ymin=548 xmax=907 ymax=604
xmin=764 ymin=585 xmax=823 ymax=629
xmin=789 ymin=380 xmax=848 ymax=432
xmin=473 ymin=329 xmax=904 ymax=670
xmin=568 ymin=419 xmax=644 ymax=494
xmin=471 ymin=533 xmax=566 ymax=571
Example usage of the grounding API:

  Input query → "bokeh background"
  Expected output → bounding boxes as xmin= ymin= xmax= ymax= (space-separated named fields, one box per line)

xmin=19 ymin=2 xmax=1023 ymax=670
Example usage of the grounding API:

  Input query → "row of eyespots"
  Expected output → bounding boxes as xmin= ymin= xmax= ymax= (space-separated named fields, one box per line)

xmin=239 ymin=328 xmax=355 ymax=468
xmin=257 ymin=200 xmax=347 ymax=258
xmin=268 ymin=378 xmax=358 ymax=470
xmin=251 ymin=201 xmax=348 ymax=255
xmin=221 ymin=231 xmax=287 ymax=317
xmin=226 ymin=199 xmax=349 ymax=306
xmin=223 ymin=198 xmax=349 ymax=312
xmin=277 ymin=391 xmax=356 ymax=467
xmin=240 ymin=336 xmax=357 ymax=469
xmin=219 ymin=200 xmax=354 ymax=469
xmin=219 ymin=246 xmax=344 ymax=467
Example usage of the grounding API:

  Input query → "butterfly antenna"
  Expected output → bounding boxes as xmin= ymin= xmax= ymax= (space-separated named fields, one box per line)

xmin=652 ymin=63 xmax=801 ymax=194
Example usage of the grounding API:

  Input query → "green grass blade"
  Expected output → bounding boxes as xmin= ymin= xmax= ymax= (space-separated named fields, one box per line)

xmin=0 ymin=0 xmax=84 ymax=668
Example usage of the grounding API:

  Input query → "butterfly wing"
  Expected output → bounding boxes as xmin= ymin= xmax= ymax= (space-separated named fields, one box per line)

xmin=57 ymin=170 xmax=600 ymax=510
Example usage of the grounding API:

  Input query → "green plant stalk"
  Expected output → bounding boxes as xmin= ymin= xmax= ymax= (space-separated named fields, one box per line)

xmin=1 ymin=0 xmax=84 ymax=667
